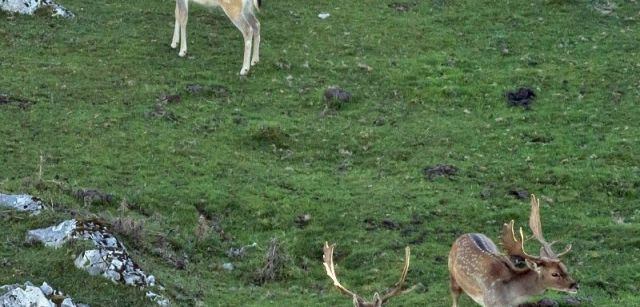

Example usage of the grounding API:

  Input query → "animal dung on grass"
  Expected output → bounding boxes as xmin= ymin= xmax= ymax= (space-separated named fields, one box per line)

xmin=0 ymin=94 xmax=32 ymax=109
xmin=506 ymin=87 xmax=536 ymax=108
xmin=74 ymin=188 xmax=115 ymax=206
xmin=422 ymin=164 xmax=458 ymax=180
xmin=324 ymin=86 xmax=352 ymax=104
xmin=508 ymin=188 xmax=530 ymax=200
xmin=322 ymin=87 xmax=353 ymax=115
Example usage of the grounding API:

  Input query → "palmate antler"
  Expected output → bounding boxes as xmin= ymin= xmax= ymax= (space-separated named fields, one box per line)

xmin=501 ymin=195 xmax=572 ymax=262
xmin=528 ymin=195 xmax=572 ymax=259
xmin=322 ymin=242 xmax=412 ymax=307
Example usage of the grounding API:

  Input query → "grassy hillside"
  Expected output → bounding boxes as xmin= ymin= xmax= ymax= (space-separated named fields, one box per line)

xmin=1 ymin=0 xmax=639 ymax=306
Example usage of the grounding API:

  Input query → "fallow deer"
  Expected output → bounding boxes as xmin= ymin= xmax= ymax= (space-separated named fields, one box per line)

xmin=448 ymin=195 xmax=578 ymax=307
xmin=171 ymin=0 xmax=262 ymax=75
xmin=322 ymin=242 xmax=413 ymax=307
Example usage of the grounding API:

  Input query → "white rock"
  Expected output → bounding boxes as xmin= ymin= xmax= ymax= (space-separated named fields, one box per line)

xmin=318 ymin=12 xmax=330 ymax=19
xmin=26 ymin=219 xmax=77 ymax=248
xmin=39 ymin=282 xmax=54 ymax=296
xmin=0 ymin=193 xmax=43 ymax=215
xmin=74 ymin=249 xmax=108 ymax=276
xmin=0 ymin=0 xmax=74 ymax=18
xmin=0 ymin=284 xmax=53 ymax=307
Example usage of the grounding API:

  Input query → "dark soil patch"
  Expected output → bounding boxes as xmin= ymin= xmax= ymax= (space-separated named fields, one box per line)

xmin=506 ymin=87 xmax=536 ymax=108
xmin=423 ymin=164 xmax=458 ymax=180
xmin=0 ymin=94 xmax=33 ymax=109
xmin=389 ymin=2 xmax=417 ymax=12
xmin=186 ymin=84 xmax=230 ymax=98
xmin=363 ymin=217 xmax=401 ymax=231
xmin=157 ymin=94 xmax=181 ymax=104
xmin=525 ymin=133 xmax=553 ymax=144
xmin=508 ymin=188 xmax=529 ymax=200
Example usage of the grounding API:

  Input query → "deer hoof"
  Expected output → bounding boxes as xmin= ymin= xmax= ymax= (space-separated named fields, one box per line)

xmin=251 ymin=59 xmax=259 ymax=66
xmin=178 ymin=50 xmax=187 ymax=57
xmin=170 ymin=42 xmax=178 ymax=49
xmin=240 ymin=68 xmax=250 ymax=76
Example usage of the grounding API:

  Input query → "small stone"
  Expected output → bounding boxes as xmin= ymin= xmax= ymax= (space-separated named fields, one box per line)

xmin=222 ymin=262 xmax=234 ymax=271
xmin=39 ymin=282 xmax=53 ymax=296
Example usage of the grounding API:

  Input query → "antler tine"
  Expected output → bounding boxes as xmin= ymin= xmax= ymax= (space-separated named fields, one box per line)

xmin=502 ymin=218 xmax=543 ymax=263
xmin=380 ymin=246 xmax=412 ymax=303
xmin=528 ymin=194 xmax=546 ymax=243
xmin=528 ymin=194 xmax=573 ymax=259
xmin=501 ymin=220 xmax=524 ymax=256
xmin=323 ymin=242 xmax=359 ymax=299
xmin=555 ymin=243 xmax=572 ymax=257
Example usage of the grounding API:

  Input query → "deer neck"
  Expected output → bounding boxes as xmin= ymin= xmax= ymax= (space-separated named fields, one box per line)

xmin=502 ymin=269 xmax=546 ymax=305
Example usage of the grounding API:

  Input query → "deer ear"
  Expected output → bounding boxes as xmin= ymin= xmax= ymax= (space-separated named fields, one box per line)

xmin=525 ymin=259 xmax=541 ymax=273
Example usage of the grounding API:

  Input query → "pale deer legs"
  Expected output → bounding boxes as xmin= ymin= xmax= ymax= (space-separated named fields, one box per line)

xmin=230 ymin=17 xmax=254 ymax=76
xmin=171 ymin=0 xmax=188 ymax=57
xmin=245 ymin=13 xmax=260 ymax=66
xmin=170 ymin=0 xmax=261 ymax=75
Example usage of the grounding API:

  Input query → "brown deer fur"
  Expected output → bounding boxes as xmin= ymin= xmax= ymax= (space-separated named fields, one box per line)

xmin=448 ymin=195 xmax=578 ymax=307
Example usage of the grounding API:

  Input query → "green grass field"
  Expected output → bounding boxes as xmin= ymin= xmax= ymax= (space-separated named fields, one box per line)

xmin=1 ymin=0 xmax=639 ymax=306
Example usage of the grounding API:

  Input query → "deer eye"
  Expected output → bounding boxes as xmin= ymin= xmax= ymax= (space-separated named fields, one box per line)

xmin=551 ymin=272 xmax=560 ymax=277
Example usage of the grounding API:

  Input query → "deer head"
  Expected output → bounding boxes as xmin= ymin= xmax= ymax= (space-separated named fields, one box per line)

xmin=322 ymin=242 xmax=412 ymax=307
xmin=501 ymin=195 xmax=578 ymax=293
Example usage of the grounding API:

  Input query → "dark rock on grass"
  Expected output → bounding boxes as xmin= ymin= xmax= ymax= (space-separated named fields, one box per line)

xmin=423 ymin=164 xmax=458 ymax=180
xmin=324 ymin=86 xmax=352 ymax=105
xmin=506 ymin=87 xmax=536 ymax=108
xmin=74 ymin=188 xmax=115 ymax=206
xmin=509 ymin=188 xmax=529 ymax=200
xmin=157 ymin=94 xmax=181 ymax=104
xmin=321 ymin=86 xmax=352 ymax=116
xmin=186 ymin=84 xmax=205 ymax=94
xmin=324 ymin=87 xmax=352 ymax=102
xmin=294 ymin=214 xmax=311 ymax=228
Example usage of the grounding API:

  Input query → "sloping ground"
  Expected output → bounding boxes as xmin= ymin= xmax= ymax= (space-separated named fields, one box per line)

xmin=1 ymin=0 xmax=639 ymax=306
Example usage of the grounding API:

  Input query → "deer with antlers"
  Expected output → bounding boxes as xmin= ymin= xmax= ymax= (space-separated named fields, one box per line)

xmin=171 ymin=0 xmax=262 ymax=75
xmin=448 ymin=195 xmax=578 ymax=307
xmin=322 ymin=242 xmax=413 ymax=306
